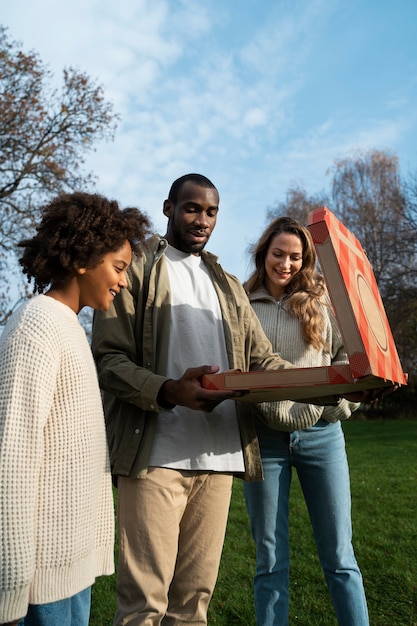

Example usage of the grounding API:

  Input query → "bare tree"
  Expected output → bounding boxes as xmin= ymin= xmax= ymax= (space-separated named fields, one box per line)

xmin=330 ymin=149 xmax=414 ymax=293
xmin=267 ymin=185 xmax=329 ymax=225
xmin=0 ymin=26 xmax=119 ymax=323
xmin=404 ymin=169 xmax=417 ymax=231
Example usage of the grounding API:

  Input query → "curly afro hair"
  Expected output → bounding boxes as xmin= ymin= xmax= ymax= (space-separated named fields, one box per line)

xmin=19 ymin=191 xmax=152 ymax=293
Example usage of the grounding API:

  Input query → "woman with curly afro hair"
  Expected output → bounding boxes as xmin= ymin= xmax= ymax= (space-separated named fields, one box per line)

xmin=0 ymin=192 xmax=152 ymax=626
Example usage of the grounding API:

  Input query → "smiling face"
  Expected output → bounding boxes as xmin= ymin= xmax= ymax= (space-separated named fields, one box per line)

xmin=264 ymin=231 xmax=304 ymax=299
xmin=77 ymin=239 xmax=132 ymax=311
xmin=163 ymin=181 xmax=219 ymax=254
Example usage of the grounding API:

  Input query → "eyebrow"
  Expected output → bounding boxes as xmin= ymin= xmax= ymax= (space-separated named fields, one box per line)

xmin=271 ymin=247 xmax=302 ymax=254
xmin=184 ymin=201 xmax=219 ymax=211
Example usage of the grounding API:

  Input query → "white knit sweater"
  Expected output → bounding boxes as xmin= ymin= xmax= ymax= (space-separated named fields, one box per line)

xmin=0 ymin=295 xmax=114 ymax=623
xmin=249 ymin=288 xmax=358 ymax=431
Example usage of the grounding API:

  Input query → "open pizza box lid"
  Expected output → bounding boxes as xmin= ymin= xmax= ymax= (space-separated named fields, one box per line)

xmin=202 ymin=207 xmax=407 ymax=403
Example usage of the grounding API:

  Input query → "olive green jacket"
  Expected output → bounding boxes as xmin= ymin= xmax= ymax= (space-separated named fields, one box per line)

xmin=92 ymin=235 xmax=290 ymax=482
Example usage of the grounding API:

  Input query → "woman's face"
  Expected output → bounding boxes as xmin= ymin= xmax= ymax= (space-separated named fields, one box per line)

xmin=77 ymin=240 xmax=132 ymax=311
xmin=264 ymin=231 xmax=303 ymax=299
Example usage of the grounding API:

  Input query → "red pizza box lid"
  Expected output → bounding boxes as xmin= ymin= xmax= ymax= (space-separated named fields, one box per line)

xmin=308 ymin=207 xmax=406 ymax=385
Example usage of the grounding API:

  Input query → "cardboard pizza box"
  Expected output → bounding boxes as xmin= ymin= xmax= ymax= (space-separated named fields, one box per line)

xmin=202 ymin=364 xmax=395 ymax=403
xmin=202 ymin=207 xmax=407 ymax=403
xmin=308 ymin=206 xmax=406 ymax=384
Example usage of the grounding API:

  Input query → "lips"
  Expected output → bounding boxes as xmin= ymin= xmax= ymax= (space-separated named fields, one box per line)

xmin=188 ymin=230 xmax=208 ymax=244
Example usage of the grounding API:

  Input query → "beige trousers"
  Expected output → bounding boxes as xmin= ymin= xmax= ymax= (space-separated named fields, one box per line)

xmin=114 ymin=468 xmax=233 ymax=625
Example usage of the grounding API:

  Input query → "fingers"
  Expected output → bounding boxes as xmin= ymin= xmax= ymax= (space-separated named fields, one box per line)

xmin=361 ymin=383 xmax=399 ymax=407
xmin=192 ymin=388 xmax=245 ymax=413
xmin=161 ymin=366 xmax=247 ymax=412
xmin=182 ymin=364 xmax=220 ymax=379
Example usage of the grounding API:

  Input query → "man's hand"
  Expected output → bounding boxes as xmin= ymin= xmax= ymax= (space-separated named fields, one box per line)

xmin=158 ymin=365 xmax=246 ymax=413
xmin=342 ymin=382 xmax=401 ymax=406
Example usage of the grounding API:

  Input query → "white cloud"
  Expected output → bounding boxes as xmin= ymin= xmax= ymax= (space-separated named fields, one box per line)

xmin=243 ymin=107 xmax=268 ymax=128
xmin=2 ymin=0 xmax=417 ymax=280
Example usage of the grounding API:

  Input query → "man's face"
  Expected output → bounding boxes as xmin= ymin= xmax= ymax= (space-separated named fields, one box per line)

xmin=163 ymin=181 xmax=219 ymax=254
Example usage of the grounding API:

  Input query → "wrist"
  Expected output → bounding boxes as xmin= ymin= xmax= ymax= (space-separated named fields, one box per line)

xmin=157 ymin=379 xmax=176 ymax=409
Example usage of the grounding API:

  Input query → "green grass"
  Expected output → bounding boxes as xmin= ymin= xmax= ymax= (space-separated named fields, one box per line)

xmin=90 ymin=420 xmax=417 ymax=625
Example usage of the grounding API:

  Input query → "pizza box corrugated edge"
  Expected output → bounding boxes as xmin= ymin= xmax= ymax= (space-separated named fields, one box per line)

xmin=202 ymin=365 xmax=394 ymax=404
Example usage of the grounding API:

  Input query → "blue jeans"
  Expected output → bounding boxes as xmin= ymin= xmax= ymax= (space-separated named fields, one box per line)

xmin=244 ymin=418 xmax=369 ymax=626
xmin=18 ymin=587 xmax=91 ymax=626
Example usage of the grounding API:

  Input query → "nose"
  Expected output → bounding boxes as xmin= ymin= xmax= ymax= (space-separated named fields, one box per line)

xmin=118 ymin=270 xmax=128 ymax=289
xmin=195 ymin=211 xmax=210 ymax=228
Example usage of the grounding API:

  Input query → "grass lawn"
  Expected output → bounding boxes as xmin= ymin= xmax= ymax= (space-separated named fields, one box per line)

xmin=90 ymin=419 xmax=417 ymax=625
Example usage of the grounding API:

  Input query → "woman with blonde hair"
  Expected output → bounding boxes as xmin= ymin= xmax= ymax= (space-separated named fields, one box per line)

xmin=244 ymin=216 xmax=369 ymax=626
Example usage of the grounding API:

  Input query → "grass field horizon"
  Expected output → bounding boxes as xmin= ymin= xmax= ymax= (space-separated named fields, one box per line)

xmin=91 ymin=419 xmax=417 ymax=625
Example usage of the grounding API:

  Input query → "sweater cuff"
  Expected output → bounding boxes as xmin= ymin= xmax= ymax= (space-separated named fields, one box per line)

xmin=0 ymin=584 xmax=30 ymax=624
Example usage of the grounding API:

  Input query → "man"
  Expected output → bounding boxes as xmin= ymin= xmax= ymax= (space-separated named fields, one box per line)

xmin=92 ymin=173 xmax=292 ymax=625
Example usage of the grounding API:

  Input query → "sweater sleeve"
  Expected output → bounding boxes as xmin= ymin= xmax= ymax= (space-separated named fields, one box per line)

xmin=0 ymin=328 xmax=58 ymax=623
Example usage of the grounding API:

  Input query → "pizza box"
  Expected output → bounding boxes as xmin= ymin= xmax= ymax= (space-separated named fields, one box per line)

xmin=202 ymin=207 xmax=406 ymax=403
xmin=308 ymin=207 xmax=406 ymax=384
xmin=202 ymin=364 xmax=395 ymax=403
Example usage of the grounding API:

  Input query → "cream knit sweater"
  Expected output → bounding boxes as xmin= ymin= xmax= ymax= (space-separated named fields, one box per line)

xmin=249 ymin=288 xmax=358 ymax=431
xmin=0 ymin=295 xmax=114 ymax=623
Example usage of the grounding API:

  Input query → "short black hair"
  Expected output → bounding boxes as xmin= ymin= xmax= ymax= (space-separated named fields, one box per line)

xmin=167 ymin=173 xmax=217 ymax=204
xmin=19 ymin=191 xmax=152 ymax=293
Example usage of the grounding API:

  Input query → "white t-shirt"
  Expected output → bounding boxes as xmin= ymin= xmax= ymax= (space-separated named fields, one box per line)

xmin=149 ymin=245 xmax=244 ymax=472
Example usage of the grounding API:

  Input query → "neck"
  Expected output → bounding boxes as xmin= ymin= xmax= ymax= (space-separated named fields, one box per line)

xmin=264 ymin=281 xmax=284 ymax=301
xmin=46 ymin=286 xmax=80 ymax=314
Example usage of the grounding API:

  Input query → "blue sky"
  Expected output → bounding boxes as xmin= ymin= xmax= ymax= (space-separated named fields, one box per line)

xmin=3 ymin=0 xmax=417 ymax=280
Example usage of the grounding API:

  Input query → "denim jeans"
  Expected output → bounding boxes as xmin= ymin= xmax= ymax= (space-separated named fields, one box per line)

xmin=18 ymin=586 xmax=91 ymax=626
xmin=244 ymin=418 xmax=369 ymax=626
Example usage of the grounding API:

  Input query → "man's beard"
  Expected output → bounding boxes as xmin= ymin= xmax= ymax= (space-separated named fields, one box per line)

xmin=170 ymin=223 xmax=208 ymax=254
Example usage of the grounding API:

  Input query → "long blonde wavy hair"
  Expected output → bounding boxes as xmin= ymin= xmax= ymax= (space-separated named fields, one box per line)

xmin=244 ymin=216 xmax=329 ymax=351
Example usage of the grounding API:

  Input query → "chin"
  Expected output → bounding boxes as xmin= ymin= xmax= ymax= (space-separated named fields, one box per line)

xmin=191 ymin=242 xmax=207 ymax=253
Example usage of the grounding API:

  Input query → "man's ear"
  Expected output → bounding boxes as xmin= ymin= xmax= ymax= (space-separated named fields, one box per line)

xmin=163 ymin=199 xmax=173 ymax=219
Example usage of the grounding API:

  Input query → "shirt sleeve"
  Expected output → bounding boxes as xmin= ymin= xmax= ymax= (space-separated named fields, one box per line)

xmin=0 ymin=331 xmax=57 ymax=622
